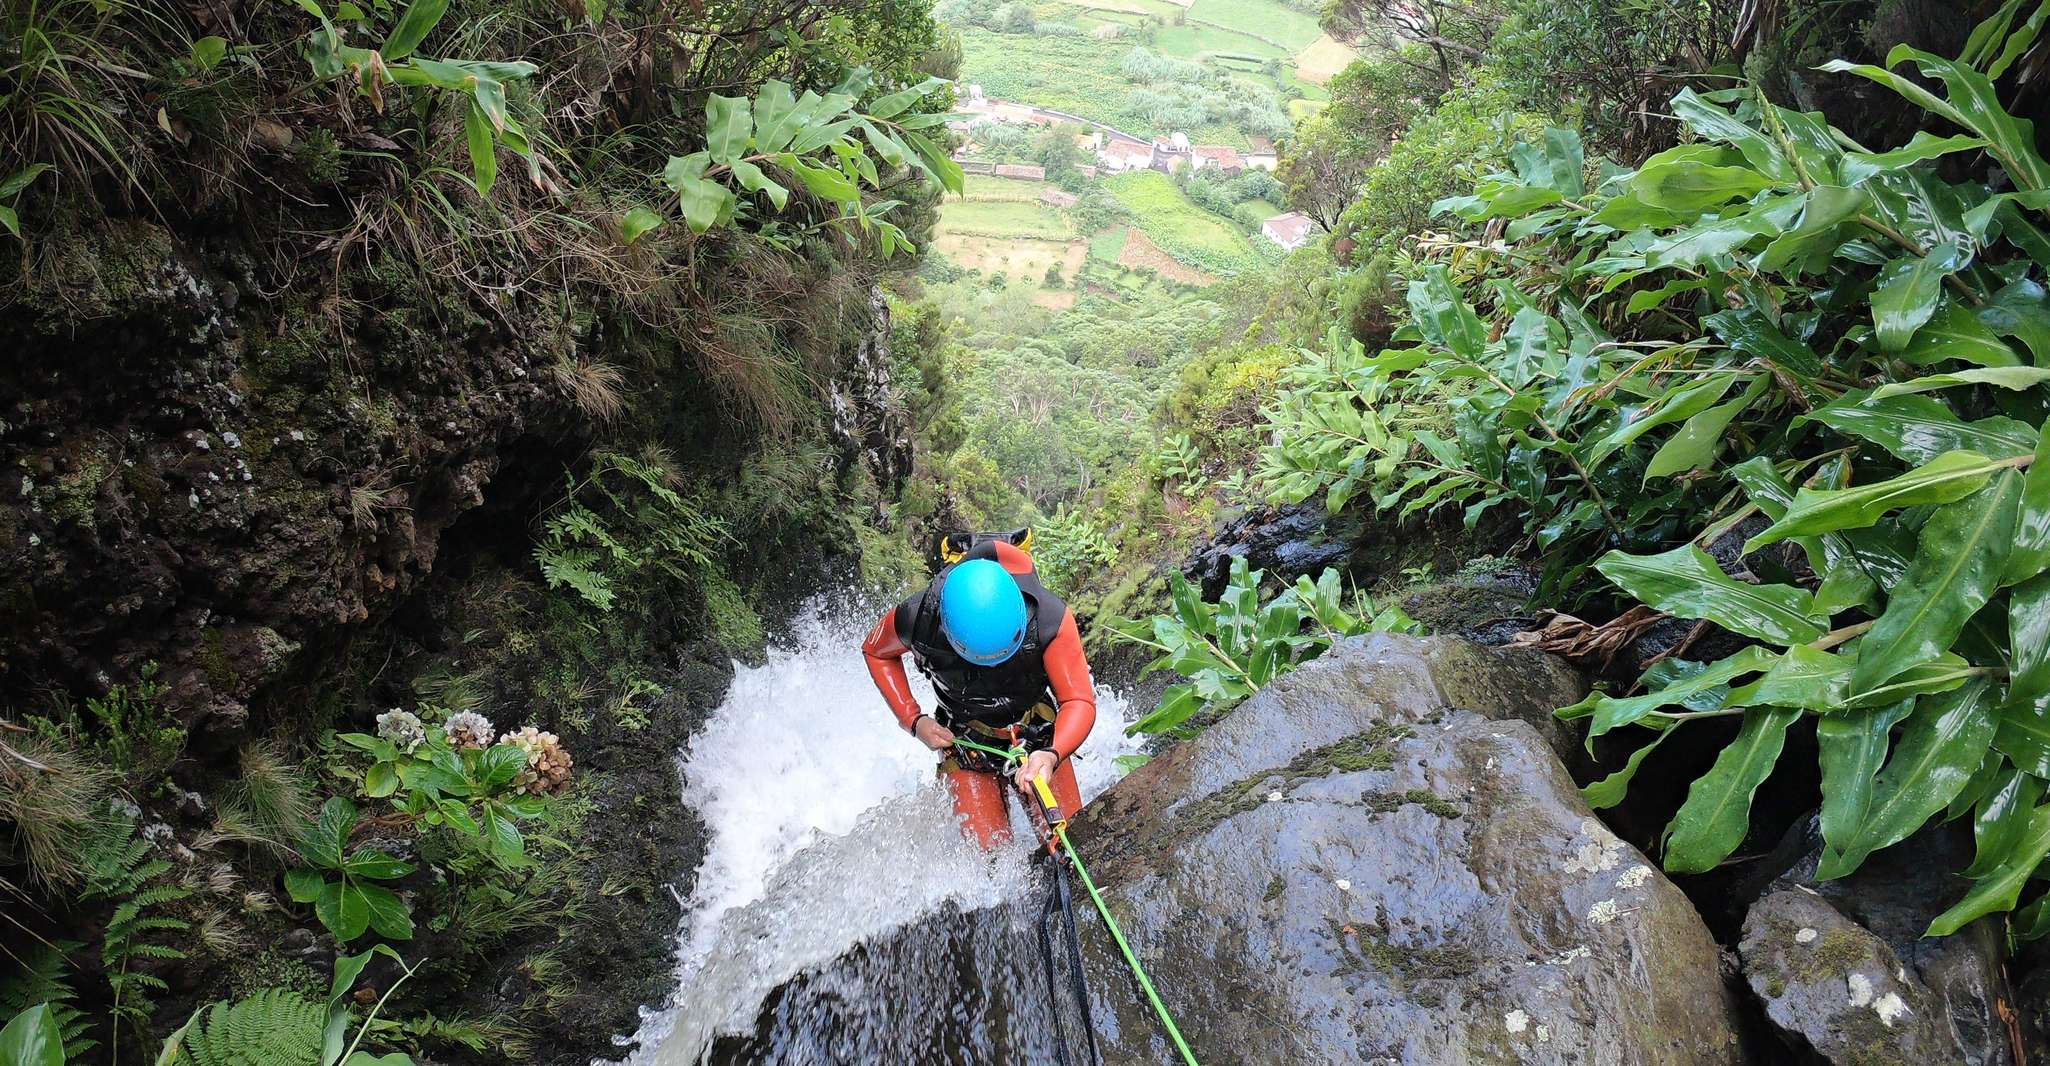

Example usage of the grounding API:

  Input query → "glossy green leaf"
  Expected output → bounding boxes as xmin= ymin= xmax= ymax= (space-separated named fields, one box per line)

xmin=379 ymin=0 xmax=448 ymax=59
xmin=1756 ymin=185 xmax=1868 ymax=273
xmin=356 ymin=882 xmax=413 ymax=939
xmin=285 ymin=867 xmax=326 ymax=903
xmin=364 ymin=760 xmax=399 ymax=798
xmin=620 ymin=206 xmax=663 ymax=245
xmin=1965 ymin=765 xmax=2043 ymax=877
xmin=1817 ymin=680 xmax=1997 ymax=878
xmin=319 ymin=880 xmax=371 ymax=941
xmin=1871 ymin=366 xmax=2050 ymax=398
xmin=1727 ymin=644 xmax=1854 ymax=709
xmin=471 ymin=746 xmax=524 ymax=794
xmin=1630 ymin=158 xmax=1772 ymax=211
xmin=1585 ymin=373 xmax=1740 ymax=467
xmin=706 ymin=93 xmax=751 ymax=164
xmin=1559 ymin=645 xmax=1780 ymax=750
xmin=1745 ymin=450 xmax=2001 ymax=550
xmin=728 ymin=159 xmax=788 ymax=210
xmin=0 ymin=163 xmax=52 ymax=201
xmin=1406 ymin=267 xmax=1486 ymax=359
xmin=1979 ymin=279 xmax=2050 ymax=364
xmin=1818 ymin=700 xmax=1915 ymax=867
xmin=1839 ymin=131 xmax=1989 ymax=185
xmin=0 ymin=1003 xmax=63 ymax=1066
xmin=1927 ymin=801 xmax=2050 ymax=935
xmin=1872 ymin=242 xmax=1965 ymax=352
xmin=1997 ymin=693 xmax=2050 ymax=775
xmin=301 ymin=796 xmax=356 ymax=870
xmin=2009 ymin=575 xmax=2050 ymax=705
xmin=1595 ymin=544 xmax=1826 ymax=644
xmin=1643 ymin=387 xmax=1756 ymax=478
xmin=1802 ymin=392 xmax=2035 ymax=464
xmin=343 ymin=848 xmax=412 ymax=880
xmin=463 ymin=100 xmax=495 ymax=196
xmin=1849 ymin=471 xmax=2018 ymax=694
xmin=1668 ymin=88 xmax=1786 ymax=179
xmin=1898 ymin=299 xmax=2023 ymax=367
xmin=2004 ymin=423 xmax=2050 ymax=586
xmin=751 ymin=81 xmax=800 ymax=152
xmin=1583 ymin=728 xmax=1672 ymax=809
xmin=1127 ymin=683 xmax=1202 ymax=735
xmin=1663 ymin=706 xmax=1801 ymax=873
xmin=1843 ymin=652 xmax=1978 ymax=709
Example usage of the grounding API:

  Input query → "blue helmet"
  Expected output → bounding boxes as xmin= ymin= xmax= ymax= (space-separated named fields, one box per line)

xmin=939 ymin=558 xmax=1028 ymax=666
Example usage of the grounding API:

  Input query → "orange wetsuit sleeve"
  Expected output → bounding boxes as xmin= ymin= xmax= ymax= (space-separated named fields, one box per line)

xmin=863 ymin=608 xmax=923 ymax=731
xmin=1045 ymin=608 xmax=1096 ymax=760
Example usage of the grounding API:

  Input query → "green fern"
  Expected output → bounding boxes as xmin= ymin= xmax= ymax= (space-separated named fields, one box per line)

xmin=76 ymin=804 xmax=193 ymax=1045
xmin=173 ymin=988 xmax=325 ymax=1066
xmin=534 ymin=541 xmax=617 ymax=610
xmin=0 ymin=943 xmax=99 ymax=1058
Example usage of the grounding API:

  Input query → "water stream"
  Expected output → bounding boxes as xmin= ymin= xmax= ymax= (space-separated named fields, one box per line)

xmin=611 ymin=599 xmax=1143 ymax=1065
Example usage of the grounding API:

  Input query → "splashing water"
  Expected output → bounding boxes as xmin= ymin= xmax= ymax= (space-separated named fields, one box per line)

xmin=611 ymin=598 xmax=1144 ymax=1065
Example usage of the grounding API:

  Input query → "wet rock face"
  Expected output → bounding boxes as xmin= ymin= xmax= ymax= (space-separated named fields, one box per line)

xmin=1740 ymin=890 xmax=1950 ymax=1063
xmin=1734 ymin=818 xmax=2018 ymax=1066
xmin=1183 ymin=501 xmax=1354 ymax=599
xmin=828 ymin=285 xmax=911 ymax=504
xmin=1070 ymin=633 xmax=1745 ymax=1066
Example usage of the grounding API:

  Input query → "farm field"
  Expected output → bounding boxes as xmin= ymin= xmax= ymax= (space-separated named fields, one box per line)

xmin=1294 ymin=33 xmax=1356 ymax=83
xmin=935 ymin=198 xmax=1075 ymax=240
xmin=959 ymin=30 xmax=1148 ymax=133
xmin=931 ymin=234 xmax=1083 ymax=275
xmin=1186 ymin=0 xmax=1321 ymax=49
xmin=1118 ymin=228 xmax=1218 ymax=285
xmin=1103 ymin=170 xmax=1262 ymax=275
xmin=961 ymin=174 xmax=1057 ymax=202
xmin=1154 ymin=23 xmax=1287 ymax=62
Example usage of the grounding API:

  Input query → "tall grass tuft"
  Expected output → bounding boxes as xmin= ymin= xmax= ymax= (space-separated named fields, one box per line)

xmin=0 ymin=732 xmax=115 ymax=888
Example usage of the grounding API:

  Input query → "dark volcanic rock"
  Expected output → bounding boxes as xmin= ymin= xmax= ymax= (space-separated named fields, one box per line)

xmin=1735 ymin=817 xmax=2017 ymax=1066
xmin=1183 ymin=501 xmax=1354 ymax=599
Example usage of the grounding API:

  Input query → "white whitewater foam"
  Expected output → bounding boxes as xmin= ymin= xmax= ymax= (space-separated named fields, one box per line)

xmin=609 ymin=599 xmax=1144 ymax=1064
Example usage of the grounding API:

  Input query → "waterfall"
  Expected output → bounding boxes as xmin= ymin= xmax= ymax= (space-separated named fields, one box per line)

xmin=611 ymin=598 xmax=1143 ymax=1064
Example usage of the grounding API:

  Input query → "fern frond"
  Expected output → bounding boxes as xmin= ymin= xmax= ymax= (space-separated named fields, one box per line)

xmin=0 ymin=945 xmax=99 ymax=1057
xmin=179 ymin=988 xmax=324 ymax=1066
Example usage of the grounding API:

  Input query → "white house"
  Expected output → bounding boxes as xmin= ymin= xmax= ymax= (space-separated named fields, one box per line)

xmin=1261 ymin=211 xmax=1315 ymax=250
xmin=1098 ymin=139 xmax=1155 ymax=172
xmin=1245 ymin=136 xmax=1278 ymax=172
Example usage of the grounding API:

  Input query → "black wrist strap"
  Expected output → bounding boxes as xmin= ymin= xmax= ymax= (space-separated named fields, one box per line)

xmin=910 ymin=713 xmax=931 ymax=733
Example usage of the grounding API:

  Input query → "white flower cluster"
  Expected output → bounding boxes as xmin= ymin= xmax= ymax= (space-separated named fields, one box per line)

xmin=444 ymin=710 xmax=496 ymax=749
xmin=375 ymin=708 xmax=427 ymax=753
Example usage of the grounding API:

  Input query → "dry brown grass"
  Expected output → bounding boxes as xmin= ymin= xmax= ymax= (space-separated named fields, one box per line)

xmin=0 ymin=731 xmax=115 ymax=888
xmin=553 ymin=357 xmax=627 ymax=421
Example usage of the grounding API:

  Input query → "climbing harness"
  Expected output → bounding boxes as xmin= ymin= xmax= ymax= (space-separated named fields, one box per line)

xmin=947 ymin=735 xmax=1202 ymax=1066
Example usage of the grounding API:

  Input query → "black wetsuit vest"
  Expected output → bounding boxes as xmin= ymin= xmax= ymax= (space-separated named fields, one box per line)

xmin=893 ymin=542 xmax=1067 ymax=729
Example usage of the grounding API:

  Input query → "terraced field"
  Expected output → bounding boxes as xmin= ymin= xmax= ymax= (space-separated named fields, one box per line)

xmin=1102 ymin=170 xmax=1261 ymax=276
xmin=935 ymin=198 xmax=1075 ymax=240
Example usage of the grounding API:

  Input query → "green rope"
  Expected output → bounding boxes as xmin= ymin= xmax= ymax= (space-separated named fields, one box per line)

xmin=1054 ymin=826 xmax=1200 ymax=1066
xmin=941 ymin=733 xmax=1201 ymax=1066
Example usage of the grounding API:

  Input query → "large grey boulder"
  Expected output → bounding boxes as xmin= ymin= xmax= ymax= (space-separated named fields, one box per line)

xmin=1069 ymin=633 xmax=1747 ymax=1066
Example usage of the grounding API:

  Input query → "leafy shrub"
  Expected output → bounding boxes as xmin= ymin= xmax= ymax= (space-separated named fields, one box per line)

xmin=286 ymin=798 xmax=416 ymax=943
xmin=1110 ymin=560 xmax=1420 ymax=735
xmin=1336 ymin=79 xmax=1544 ymax=259
xmin=1263 ymin=25 xmax=2050 ymax=934
xmin=1033 ymin=507 xmax=1119 ymax=592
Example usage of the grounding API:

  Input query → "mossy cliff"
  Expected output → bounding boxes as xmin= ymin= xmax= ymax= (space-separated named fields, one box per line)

xmin=0 ymin=0 xmax=945 ymax=1058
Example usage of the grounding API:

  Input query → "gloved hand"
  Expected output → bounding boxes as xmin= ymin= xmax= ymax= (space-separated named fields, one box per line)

xmin=912 ymin=715 xmax=955 ymax=751
xmin=1014 ymin=749 xmax=1059 ymax=796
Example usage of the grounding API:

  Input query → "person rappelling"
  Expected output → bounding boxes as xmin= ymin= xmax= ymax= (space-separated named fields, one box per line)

xmin=861 ymin=531 xmax=1097 ymax=848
